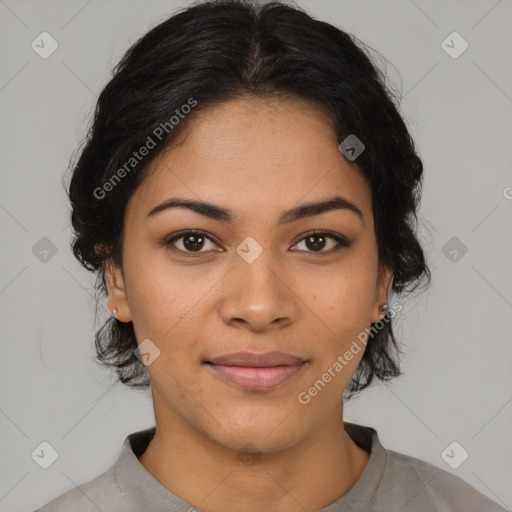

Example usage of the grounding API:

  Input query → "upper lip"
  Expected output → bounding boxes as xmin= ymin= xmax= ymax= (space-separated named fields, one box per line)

xmin=205 ymin=351 xmax=306 ymax=367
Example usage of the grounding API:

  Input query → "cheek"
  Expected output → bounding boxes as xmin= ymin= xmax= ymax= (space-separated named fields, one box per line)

xmin=297 ymin=256 xmax=378 ymax=369
xmin=124 ymin=263 xmax=212 ymax=376
xmin=304 ymin=256 xmax=377 ymax=321
xmin=122 ymin=253 xmax=188 ymax=343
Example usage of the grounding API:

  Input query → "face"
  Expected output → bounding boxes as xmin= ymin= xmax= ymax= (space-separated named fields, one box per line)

xmin=105 ymin=96 xmax=393 ymax=454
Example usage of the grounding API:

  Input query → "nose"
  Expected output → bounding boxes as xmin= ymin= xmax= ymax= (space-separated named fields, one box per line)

xmin=219 ymin=249 xmax=298 ymax=332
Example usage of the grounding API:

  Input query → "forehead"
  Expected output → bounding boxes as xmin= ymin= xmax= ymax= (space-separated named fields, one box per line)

xmin=126 ymin=96 xmax=373 ymax=227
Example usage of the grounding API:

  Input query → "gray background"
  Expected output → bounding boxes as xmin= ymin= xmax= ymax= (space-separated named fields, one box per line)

xmin=1 ymin=0 xmax=511 ymax=511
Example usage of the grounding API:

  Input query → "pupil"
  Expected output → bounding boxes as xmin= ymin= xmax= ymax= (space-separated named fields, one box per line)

xmin=306 ymin=235 xmax=325 ymax=251
xmin=184 ymin=234 xmax=204 ymax=251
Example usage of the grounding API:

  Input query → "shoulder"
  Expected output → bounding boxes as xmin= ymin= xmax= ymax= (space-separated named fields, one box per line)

xmin=32 ymin=464 xmax=126 ymax=512
xmin=375 ymin=447 xmax=507 ymax=511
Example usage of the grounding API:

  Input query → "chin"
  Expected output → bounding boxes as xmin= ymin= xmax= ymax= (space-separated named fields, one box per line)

xmin=207 ymin=409 xmax=304 ymax=453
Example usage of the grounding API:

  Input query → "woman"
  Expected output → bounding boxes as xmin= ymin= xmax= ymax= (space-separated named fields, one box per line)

xmin=34 ymin=1 xmax=506 ymax=510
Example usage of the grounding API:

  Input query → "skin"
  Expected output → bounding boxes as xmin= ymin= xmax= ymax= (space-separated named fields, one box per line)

xmin=104 ymin=96 xmax=393 ymax=512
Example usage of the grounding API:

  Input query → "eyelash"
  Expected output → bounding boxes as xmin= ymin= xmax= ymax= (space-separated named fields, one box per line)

xmin=164 ymin=229 xmax=351 ymax=256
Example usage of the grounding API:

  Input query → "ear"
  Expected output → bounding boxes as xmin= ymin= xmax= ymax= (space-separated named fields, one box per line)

xmin=103 ymin=258 xmax=132 ymax=323
xmin=371 ymin=263 xmax=394 ymax=323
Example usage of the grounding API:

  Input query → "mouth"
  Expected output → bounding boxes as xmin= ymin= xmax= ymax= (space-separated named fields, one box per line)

xmin=203 ymin=351 xmax=308 ymax=391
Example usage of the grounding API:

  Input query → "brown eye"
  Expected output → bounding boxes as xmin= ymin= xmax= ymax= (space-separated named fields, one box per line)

xmin=292 ymin=231 xmax=351 ymax=253
xmin=165 ymin=231 xmax=220 ymax=253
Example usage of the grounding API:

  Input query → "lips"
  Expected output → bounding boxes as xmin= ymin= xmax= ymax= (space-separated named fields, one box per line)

xmin=205 ymin=351 xmax=306 ymax=367
xmin=204 ymin=351 xmax=307 ymax=391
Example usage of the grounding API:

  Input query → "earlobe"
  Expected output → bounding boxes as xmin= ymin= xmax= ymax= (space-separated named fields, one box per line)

xmin=373 ymin=264 xmax=394 ymax=323
xmin=103 ymin=258 xmax=131 ymax=322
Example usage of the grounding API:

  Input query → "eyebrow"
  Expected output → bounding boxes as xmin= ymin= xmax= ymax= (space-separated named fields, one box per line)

xmin=146 ymin=195 xmax=364 ymax=225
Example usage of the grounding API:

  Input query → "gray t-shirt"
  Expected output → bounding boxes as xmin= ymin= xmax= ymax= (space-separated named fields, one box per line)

xmin=33 ymin=422 xmax=507 ymax=512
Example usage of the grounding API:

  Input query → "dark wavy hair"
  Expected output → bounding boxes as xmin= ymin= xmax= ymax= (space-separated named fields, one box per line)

xmin=65 ymin=0 xmax=431 ymax=399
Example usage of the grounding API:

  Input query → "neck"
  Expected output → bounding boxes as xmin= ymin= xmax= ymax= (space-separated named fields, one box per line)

xmin=138 ymin=393 xmax=370 ymax=512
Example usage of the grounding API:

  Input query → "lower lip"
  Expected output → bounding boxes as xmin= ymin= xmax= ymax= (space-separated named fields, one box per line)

xmin=205 ymin=363 xmax=306 ymax=391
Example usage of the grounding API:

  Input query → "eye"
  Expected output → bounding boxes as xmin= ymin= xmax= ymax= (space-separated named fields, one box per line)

xmin=164 ymin=229 xmax=351 ymax=256
xmin=291 ymin=230 xmax=351 ymax=253
xmin=164 ymin=230 xmax=221 ymax=254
